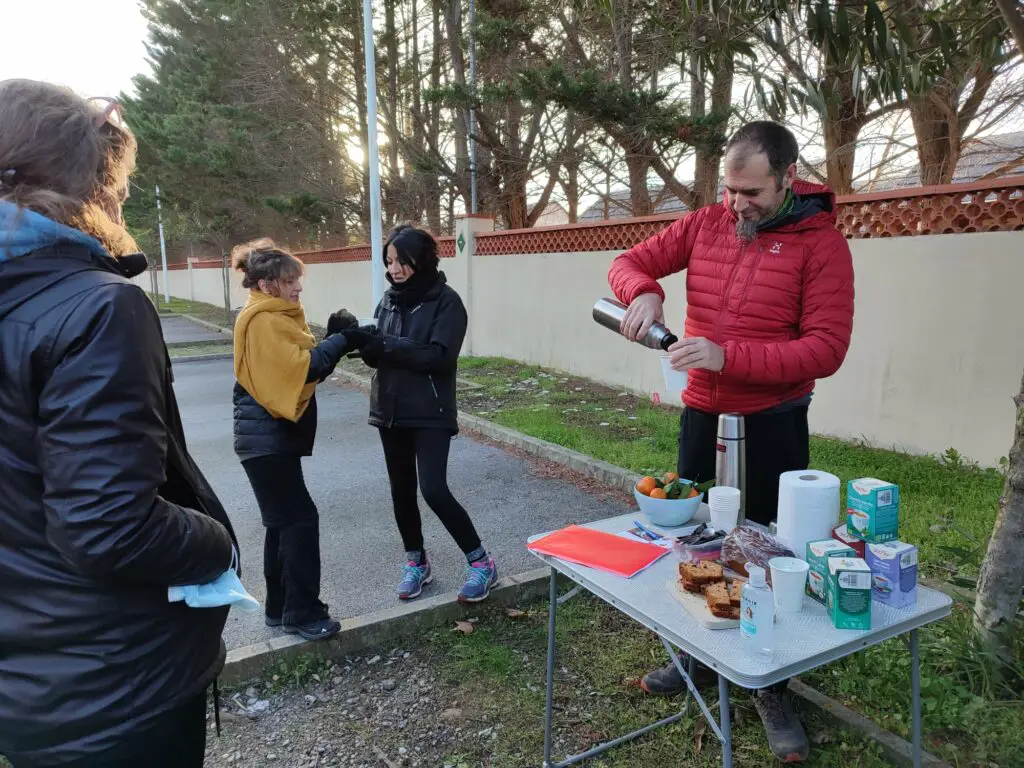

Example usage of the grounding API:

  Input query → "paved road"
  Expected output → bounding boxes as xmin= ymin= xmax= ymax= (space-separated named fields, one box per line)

xmin=172 ymin=358 xmax=625 ymax=650
xmin=161 ymin=314 xmax=227 ymax=344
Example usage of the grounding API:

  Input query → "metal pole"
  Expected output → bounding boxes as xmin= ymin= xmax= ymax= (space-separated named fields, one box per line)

xmin=222 ymin=252 xmax=231 ymax=326
xmin=362 ymin=0 xmax=386 ymax=306
xmin=718 ymin=675 xmax=733 ymax=768
xmin=468 ymin=0 xmax=478 ymax=214
xmin=155 ymin=185 xmax=169 ymax=304
xmin=543 ymin=568 xmax=557 ymax=767
xmin=910 ymin=629 xmax=921 ymax=768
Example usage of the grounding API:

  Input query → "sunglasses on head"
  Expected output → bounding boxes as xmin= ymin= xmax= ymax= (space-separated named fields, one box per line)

xmin=88 ymin=97 xmax=129 ymax=132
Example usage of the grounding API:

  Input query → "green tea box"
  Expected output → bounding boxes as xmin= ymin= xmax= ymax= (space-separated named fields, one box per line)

xmin=847 ymin=478 xmax=899 ymax=543
xmin=806 ymin=539 xmax=856 ymax=604
xmin=826 ymin=557 xmax=872 ymax=631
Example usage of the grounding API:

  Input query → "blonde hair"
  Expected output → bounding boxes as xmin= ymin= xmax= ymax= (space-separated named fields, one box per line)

xmin=0 ymin=79 xmax=139 ymax=256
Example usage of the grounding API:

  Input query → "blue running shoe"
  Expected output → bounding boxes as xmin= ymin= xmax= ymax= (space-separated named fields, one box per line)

xmin=398 ymin=559 xmax=432 ymax=600
xmin=458 ymin=556 xmax=497 ymax=603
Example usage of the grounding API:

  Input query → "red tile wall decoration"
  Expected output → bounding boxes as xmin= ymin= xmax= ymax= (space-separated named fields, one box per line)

xmin=183 ymin=177 xmax=1024 ymax=267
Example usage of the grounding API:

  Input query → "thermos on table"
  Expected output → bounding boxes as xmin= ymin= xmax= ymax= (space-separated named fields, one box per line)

xmin=592 ymin=298 xmax=678 ymax=351
xmin=715 ymin=413 xmax=746 ymax=524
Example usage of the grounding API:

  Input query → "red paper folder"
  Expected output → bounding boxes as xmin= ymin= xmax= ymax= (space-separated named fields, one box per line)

xmin=527 ymin=525 xmax=669 ymax=578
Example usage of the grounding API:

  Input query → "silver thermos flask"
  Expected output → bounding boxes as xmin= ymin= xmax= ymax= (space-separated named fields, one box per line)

xmin=715 ymin=413 xmax=746 ymax=524
xmin=592 ymin=298 xmax=678 ymax=350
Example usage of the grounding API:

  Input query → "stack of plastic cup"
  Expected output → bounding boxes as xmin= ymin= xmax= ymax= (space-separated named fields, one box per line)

xmin=708 ymin=486 xmax=741 ymax=534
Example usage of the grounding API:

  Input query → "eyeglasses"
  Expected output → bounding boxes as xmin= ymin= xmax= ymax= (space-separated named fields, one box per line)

xmin=88 ymin=96 xmax=129 ymax=132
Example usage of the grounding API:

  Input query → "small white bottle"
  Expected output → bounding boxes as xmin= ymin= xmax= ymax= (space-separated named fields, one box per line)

xmin=740 ymin=563 xmax=774 ymax=658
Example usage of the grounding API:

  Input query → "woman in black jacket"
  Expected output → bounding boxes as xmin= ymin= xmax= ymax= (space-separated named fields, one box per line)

xmin=232 ymin=240 xmax=370 ymax=641
xmin=0 ymin=81 xmax=235 ymax=768
xmin=361 ymin=225 xmax=497 ymax=603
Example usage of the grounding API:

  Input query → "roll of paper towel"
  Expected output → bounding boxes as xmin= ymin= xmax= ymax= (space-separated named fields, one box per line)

xmin=776 ymin=470 xmax=841 ymax=560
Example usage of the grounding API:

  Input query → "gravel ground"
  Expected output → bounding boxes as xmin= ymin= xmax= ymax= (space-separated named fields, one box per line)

xmin=206 ymin=647 xmax=496 ymax=768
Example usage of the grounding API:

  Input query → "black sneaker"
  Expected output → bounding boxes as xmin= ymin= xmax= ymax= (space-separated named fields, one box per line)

xmin=282 ymin=616 xmax=341 ymax=641
xmin=640 ymin=656 xmax=718 ymax=695
xmin=754 ymin=687 xmax=809 ymax=763
xmin=265 ymin=615 xmax=282 ymax=628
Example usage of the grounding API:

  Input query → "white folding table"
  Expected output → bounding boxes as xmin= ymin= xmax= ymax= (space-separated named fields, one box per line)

xmin=528 ymin=513 xmax=952 ymax=768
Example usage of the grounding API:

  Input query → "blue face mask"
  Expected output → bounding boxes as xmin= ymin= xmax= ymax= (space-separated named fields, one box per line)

xmin=168 ymin=569 xmax=260 ymax=613
xmin=167 ymin=549 xmax=261 ymax=614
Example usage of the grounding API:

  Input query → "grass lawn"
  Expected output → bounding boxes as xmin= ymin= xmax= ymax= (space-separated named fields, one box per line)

xmin=150 ymin=295 xmax=236 ymax=329
xmin=168 ymin=342 xmax=234 ymax=358
xmin=425 ymin=593 xmax=1022 ymax=767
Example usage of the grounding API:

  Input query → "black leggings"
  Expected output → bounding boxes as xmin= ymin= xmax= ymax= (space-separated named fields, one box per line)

xmin=378 ymin=427 xmax=482 ymax=556
xmin=242 ymin=455 xmax=327 ymax=625
xmin=677 ymin=404 xmax=810 ymax=695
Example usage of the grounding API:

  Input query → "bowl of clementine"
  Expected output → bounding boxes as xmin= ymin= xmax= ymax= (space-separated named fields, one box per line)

xmin=633 ymin=473 xmax=704 ymax=527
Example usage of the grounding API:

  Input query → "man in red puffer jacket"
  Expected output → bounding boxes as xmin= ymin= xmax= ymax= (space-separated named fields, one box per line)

xmin=609 ymin=121 xmax=854 ymax=763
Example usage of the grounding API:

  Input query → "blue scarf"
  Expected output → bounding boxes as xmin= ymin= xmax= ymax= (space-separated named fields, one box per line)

xmin=0 ymin=201 xmax=109 ymax=263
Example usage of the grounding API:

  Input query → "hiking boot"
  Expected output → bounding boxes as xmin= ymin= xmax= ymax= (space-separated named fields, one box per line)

xmin=282 ymin=615 xmax=341 ymax=641
xmin=754 ymin=687 xmax=809 ymax=763
xmin=398 ymin=559 xmax=433 ymax=600
xmin=458 ymin=556 xmax=497 ymax=603
xmin=640 ymin=656 xmax=718 ymax=696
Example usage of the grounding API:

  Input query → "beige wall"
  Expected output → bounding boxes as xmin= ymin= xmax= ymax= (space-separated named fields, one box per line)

xmin=812 ymin=232 xmax=1023 ymax=465
xmin=157 ymin=230 xmax=1024 ymax=466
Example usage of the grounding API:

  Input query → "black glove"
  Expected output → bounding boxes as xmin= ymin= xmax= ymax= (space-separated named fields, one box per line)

xmin=342 ymin=325 xmax=377 ymax=350
xmin=326 ymin=308 xmax=358 ymax=337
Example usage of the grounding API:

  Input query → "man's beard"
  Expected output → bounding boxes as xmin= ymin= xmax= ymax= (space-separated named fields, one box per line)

xmin=735 ymin=216 xmax=761 ymax=243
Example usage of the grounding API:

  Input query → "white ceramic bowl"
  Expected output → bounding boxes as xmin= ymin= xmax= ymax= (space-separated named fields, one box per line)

xmin=634 ymin=482 xmax=704 ymax=528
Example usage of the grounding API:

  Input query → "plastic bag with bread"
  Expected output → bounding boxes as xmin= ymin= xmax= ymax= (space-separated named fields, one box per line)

xmin=721 ymin=524 xmax=794 ymax=585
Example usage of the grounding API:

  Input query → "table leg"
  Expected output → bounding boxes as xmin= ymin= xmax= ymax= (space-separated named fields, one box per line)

xmin=544 ymin=567 xmax=557 ymax=768
xmin=719 ymin=674 xmax=733 ymax=768
xmin=910 ymin=629 xmax=921 ymax=768
xmin=685 ymin=654 xmax=696 ymax=718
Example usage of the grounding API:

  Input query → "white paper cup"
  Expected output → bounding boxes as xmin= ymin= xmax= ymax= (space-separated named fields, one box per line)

xmin=709 ymin=505 xmax=739 ymax=533
xmin=708 ymin=486 xmax=741 ymax=509
xmin=769 ymin=556 xmax=810 ymax=613
xmin=660 ymin=355 xmax=688 ymax=395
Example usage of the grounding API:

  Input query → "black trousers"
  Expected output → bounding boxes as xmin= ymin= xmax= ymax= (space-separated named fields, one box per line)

xmin=677 ymin=404 xmax=810 ymax=695
xmin=10 ymin=692 xmax=207 ymax=768
xmin=677 ymin=405 xmax=810 ymax=527
xmin=378 ymin=427 xmax=482 ymax=556
xmin=242 ymin=455 xmax=327 ymax=624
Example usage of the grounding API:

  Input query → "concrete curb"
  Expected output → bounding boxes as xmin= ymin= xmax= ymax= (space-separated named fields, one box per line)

xmin=222 ymin=567 xmax=556 ymax=687
xmin=331 ymin=369 xmax=641 ymax=494
xmin=789 ymin=679 xmax=952 ymax=768
xmin=179 ymin=313 xmax=234 ymax=337
xmin=171 ymin=352 xmax=234 ymax=364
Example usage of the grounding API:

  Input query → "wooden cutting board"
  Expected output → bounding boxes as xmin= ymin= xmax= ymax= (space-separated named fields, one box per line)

xmin=666 ymin=580 xmax=740 ymax=630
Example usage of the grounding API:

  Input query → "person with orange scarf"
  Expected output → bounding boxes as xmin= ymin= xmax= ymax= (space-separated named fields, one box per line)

xmin=232 ymin=239 xmax=373 ymax=640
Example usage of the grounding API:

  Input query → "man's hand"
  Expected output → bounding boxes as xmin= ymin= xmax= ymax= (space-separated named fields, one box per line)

xmin=668 ymin=337 xmax=725 ymax=372
xmin=620 ymin=293 xmax=665 ymax=342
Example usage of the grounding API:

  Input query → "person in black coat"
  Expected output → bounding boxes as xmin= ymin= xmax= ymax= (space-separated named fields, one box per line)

xmin=360 ymin=224 xmax=497 ymax=603
xmin=0 ymin=80 xmax=235 ymax=768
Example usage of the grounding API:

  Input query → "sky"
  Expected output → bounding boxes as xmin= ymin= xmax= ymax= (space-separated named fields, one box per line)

xmin=2 ymin=0 xmax=152 ymax=97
